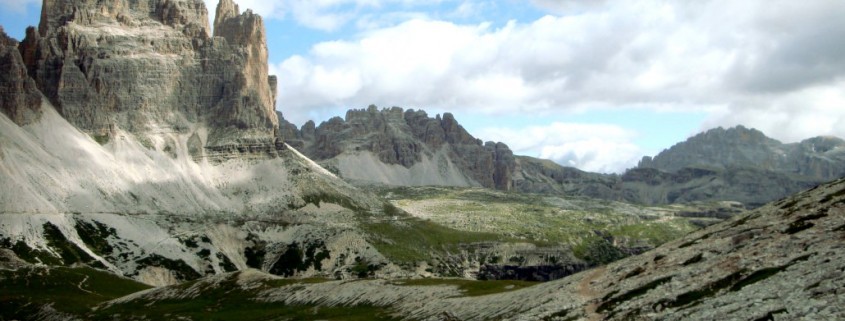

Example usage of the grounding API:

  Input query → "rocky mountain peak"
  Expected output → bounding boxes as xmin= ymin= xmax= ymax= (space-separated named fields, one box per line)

xmin=639 ymin=125 xmax=788 ymax=172
xmin=39 ymin=0 xmax=211 ymax=37
xmin=280 ymin=106 xmax=515 ymax=190
xmin=0 ymin=26 xmax=42 ymax=125
xmin=799 ymin=136 xmax=845 ymax=153
xmin=0 ymin=26 xmax=14 ymax=45
xmin=213 ymin=0 xmax=239 ymax=31
xmin=17 ymin=0 xmax=279 ymax=157
xmin=637 ymin=125 xmax=845 ymax=196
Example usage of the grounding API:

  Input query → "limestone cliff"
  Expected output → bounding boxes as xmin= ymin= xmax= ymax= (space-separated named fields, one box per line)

xmin=20 ymin=0 xmax=280 ymax=157
xmin=282 ymin=106 xmax=516 ymax=190
xmin=0 ymin=26 xmax=42 ymax=125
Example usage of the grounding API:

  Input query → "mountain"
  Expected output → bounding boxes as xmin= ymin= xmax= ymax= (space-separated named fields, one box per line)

xmin=28 ymin=173 xmax=844 ymax=320
xmin=639 ymin=125 xmax=845 ymax=179
xmin=23 ymin=0 xmax=279 ymax=149
xmin=279 ymin=106 xmax=516 ymax=190
xmin=628 ymin=126 xmax=845 ymax=207
xmin=2 ymin=0 xmax=658 ymax=290
xmin=281 ymin=109 xmax=845 ymax=208
xmin=2 ymin=1 xmax=842 ymax=319
xmin=0 ymin=0 xmax=405 ymax=287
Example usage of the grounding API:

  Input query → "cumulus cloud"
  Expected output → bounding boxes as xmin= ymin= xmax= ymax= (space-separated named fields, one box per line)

xmin=273 ymin=0 xmax=845 ymax=166
xmin=203 ymin=0 xmax=352 ymax=31
xmin=204 ymin=0 xmax=453 ymax=32
xmin=702 ymin=80 xmax=845 ymax=143
xmin=275 ymin=1 xmax=734 ymax=119
xmin=476 ymin=123 xmax=643 ymax=174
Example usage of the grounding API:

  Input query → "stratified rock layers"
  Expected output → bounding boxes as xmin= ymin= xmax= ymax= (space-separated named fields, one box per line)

xmin=0 ymin=26 xmax=42 ymax=125
xmin=282 ymin=106 xmax=516 ymax=190
xmin=20 ymin=0 xmax=279 ymax=149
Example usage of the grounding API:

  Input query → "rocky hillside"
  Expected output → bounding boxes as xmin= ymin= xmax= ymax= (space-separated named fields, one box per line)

xmin=626 ymin=126 xmax=845 ymax=207
xmin=0 ymin=0 xmax=402 ymax=288
xmin=639 ymin=125 xmax=845 ymax=179
xmin=513 ymin=127 xmax=845 ymax=207
xmin=282 ymin=109 xmax=844 ymax=208
xmin=2 ymin=0 xmax=652 ymax=288
xmin=30 ymin=174 xmax=843 ymax=320
xmin=279 ymin=106 xmax=515 ymax=190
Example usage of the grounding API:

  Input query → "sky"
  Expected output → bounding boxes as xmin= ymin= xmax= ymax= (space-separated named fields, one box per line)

xmin=2 ymin=0 xmax=845 ymax=173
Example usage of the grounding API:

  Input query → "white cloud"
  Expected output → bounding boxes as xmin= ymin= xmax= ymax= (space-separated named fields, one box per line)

xmin=702 ymin=80 xmax=845 ymax=143
xmin=273 ymin=0 xmax=845 ymax=152
xmin=204 ymin=0 xmax=450 ymax=32
xmin=203 ymin=0 xmax=350 ymax=31
xmin=0 ymin=0 xmax=38 ymax=13
xmin=476 ymin=123 xmax=642 ymax=173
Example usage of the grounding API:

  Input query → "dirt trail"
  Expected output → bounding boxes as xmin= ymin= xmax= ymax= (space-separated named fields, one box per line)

xmin=576 ymin=266 xmax=607 ymax=321
xmin=76 ymin=274 xmax=94 ymax=294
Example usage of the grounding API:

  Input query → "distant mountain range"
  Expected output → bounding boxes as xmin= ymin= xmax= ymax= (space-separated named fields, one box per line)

xmin=1 ymin=1 xmax=843 ymax=320
xmin=280 ymin=108 xmax=845 ymax=208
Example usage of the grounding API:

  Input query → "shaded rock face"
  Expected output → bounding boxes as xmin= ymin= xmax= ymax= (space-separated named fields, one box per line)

xmin=0 ymin=27 xmax=42 ymax=125
xmin=20 ymin=0 xmax=279 ymax=149
xmin=281 ymin=106 xmax=516 ymax=190
xmin=623 ymin=125 xmax=845 ymax=207
xmin=513 ymin=126 xmax=845 ymax=208
xmin=639 ymin=125 xmax=845 ymax=180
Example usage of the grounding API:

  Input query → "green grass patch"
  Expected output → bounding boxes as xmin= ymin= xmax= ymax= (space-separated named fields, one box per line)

xmin=609 ymin=220 xmax=698 ymax=247
xmin=0 ymin=266 xmax=151 ymax=318
xmin=361 ymin=216 xmax=503 ymax=264
xmin=92 ymin=134 xmax=110 ymax=145
xmin=392 ymin=278 xmax=539 ymax=297
xmin=572 ymin=237 xmax=627 ymax=265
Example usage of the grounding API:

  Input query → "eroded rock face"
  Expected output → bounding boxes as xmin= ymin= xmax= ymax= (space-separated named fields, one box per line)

xmin=639 ymin=125 xmax=845 ymax=180
xmin=0 ymin=27 xmax=42 ymax=125
xmin=20 ymin=0 xmax=279 ymax=152
xmin=281 ymin=106 xmax=517 ymax=190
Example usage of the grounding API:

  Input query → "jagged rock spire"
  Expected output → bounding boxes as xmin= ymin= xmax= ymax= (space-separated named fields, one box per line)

xmin=214 ymin=0 xmax=240 ymax=34
xmin=0 ymin=26 xmax=42 ymax=125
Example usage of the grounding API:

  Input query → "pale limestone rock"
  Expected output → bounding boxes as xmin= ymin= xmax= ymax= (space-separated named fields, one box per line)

xmin=21 ymin=0 xmax=279 ymax=157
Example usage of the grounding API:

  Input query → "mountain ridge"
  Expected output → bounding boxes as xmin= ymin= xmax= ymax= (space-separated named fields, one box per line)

xmin=640 ymin=125 xmax=845 ymax=179
xmin=280 ymin=108 xmax=845 ymax=208
xmin=1 ymin=1 xmax=843 ymax=319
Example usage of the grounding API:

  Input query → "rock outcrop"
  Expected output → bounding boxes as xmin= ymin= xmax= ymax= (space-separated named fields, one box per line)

xmin=20 ymin=0 xmax=279 ymax=155
xmin=281 ymin=106 xmax=516 ymax=190
xmin=639 ymin=125 xmax=845 ymax=179
xmin=85 ymin=177 xmax=845 ymax=320
xmin=282 ymin=107 xmax=844 ymax=207
xmin=0 ymin=26 xmax=42 ymax=125
xmin=626 ymin=126 xmax=845 ymax=206
xmin=0 ymin=1 xmax=393 ymax=285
